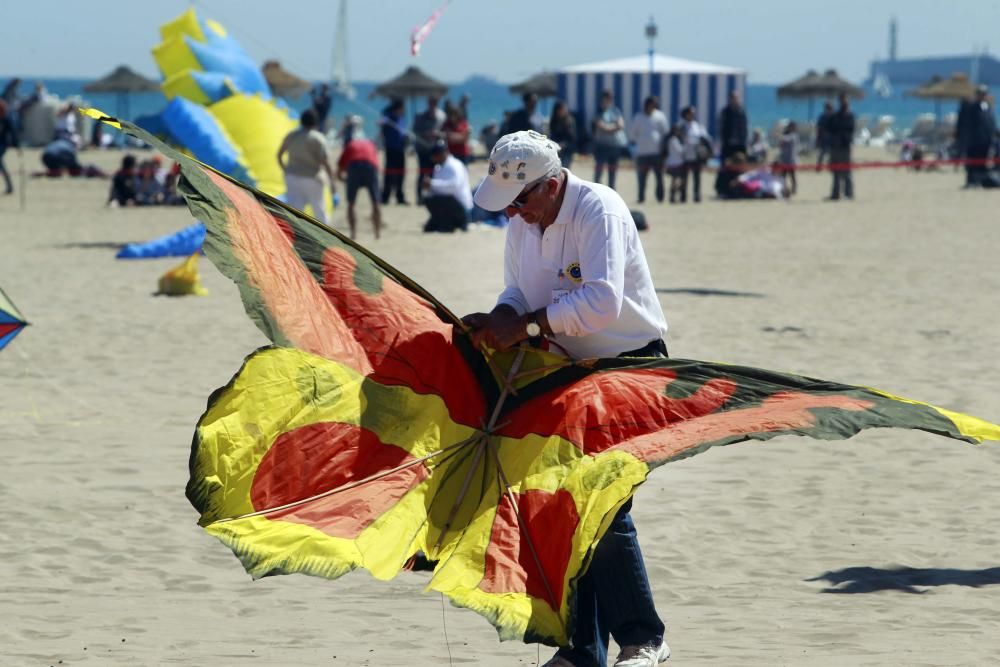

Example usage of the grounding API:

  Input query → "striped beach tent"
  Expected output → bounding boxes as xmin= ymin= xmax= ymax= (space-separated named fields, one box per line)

xmin=0 ymin=287 xmax=28 ymax=351
xmin=556 ymin=54 xmax=746 ymax=140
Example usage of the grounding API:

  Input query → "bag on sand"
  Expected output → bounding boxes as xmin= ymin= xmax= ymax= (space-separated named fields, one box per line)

xmin=157 ymin=252 xmax=209 ymax=296
xmin=630 ymin=209 xmax=648 ymax=231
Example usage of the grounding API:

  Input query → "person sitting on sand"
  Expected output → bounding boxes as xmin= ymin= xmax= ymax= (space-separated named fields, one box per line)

xmin=422 ymin=140 xmax=472 ymax=233
xmin=725 ymin=154 xmax=787 ymax=199
xmin=107 ymin=155 xmax=138 ymax=207
xmin=136 ymin=159 xmax=167 ymax=206
xmin=40 ymin=136 xmax=84 ymax=176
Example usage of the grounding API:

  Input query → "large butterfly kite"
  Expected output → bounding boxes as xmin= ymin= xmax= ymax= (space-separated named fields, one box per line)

xmin=89 ymin=111 xmax=1000 ymax=646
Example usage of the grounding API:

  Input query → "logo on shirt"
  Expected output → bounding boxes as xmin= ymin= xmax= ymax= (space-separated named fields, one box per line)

xmin=565 ymin=262 xmax=583 ymax=283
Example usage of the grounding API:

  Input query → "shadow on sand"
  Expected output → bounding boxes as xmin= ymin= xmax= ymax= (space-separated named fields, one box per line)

xmin=656 ymin=287 xmax=765 ymax=298
xmin=807 ymin=566 xmax=1000 ymax=594
xmin=54 ymin=241 xmax=127 ymax=250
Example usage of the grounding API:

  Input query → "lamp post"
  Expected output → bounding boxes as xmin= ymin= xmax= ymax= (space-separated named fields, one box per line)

xmin=645 ymin=16 xmax=657 ymax=76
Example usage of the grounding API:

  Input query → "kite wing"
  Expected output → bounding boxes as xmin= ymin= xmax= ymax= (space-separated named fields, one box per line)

xmin=92 ymin=112 xmax=1000 ymax=647
xmin=0 ymin=287 xmax=28 ymax=351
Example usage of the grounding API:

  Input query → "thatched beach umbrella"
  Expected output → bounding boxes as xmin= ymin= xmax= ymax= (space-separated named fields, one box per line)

xmin=907 ymin=72 xmax=978 ymax=121
xmin=262 ymin=60 xmax=312 ymax=100
xmin=83 ymin=65 xmax=160 ymax=119
xmin=908 ymin=73 xmax=977 ymax=101
xmin=372 ymin=66 xmax=448 ymax=101
xmin=509 ymin=72 xmax=558 ymax=98
xmin=777 ymin=68 xmax=863 ymax=118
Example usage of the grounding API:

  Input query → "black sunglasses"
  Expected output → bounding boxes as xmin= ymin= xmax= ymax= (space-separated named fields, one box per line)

xmin=508 ymin=179 xmax=545 ymax=210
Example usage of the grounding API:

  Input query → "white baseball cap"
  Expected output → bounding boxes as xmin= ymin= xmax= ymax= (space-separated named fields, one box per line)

xmin=473 ymin=130 xmax=561 ymax=211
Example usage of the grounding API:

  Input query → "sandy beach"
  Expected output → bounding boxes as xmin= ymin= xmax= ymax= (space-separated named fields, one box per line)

xmin=2 ymin=146 xmax=999 ymax=666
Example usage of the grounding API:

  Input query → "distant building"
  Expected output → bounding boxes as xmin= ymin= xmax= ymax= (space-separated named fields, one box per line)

xmin=868 ymin=54 xmax=1000 ymax=86
xmin=556 ymin=53 xmax=746 ymax=140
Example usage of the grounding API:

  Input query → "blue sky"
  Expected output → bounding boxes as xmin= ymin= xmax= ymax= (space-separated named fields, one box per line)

xmin=2 ymin=0 xmax=997 ymax=84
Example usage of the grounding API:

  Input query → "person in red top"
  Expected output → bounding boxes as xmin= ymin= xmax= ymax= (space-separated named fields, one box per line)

xmin=336 ymin=116 xmax=383 ymax=240
xmin=442 ymin=105 xmax=471 ymax=164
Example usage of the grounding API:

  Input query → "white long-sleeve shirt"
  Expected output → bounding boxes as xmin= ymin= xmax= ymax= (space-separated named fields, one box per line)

xmin=428 ymin=154 xmax=473 ymax=210
xmin=682 ymin=120 xmax=710 ymax=162
xmin=628 ymin=109 xmax=670 ymax=157
xmin=497 ymin=171 xmax=668 ymax=359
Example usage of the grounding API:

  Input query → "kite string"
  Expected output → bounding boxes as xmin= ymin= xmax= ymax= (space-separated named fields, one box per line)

xmin=10 ymin=345 xmax=123 ymax=427
xmin=440 ymin=592 xmax=454 ymax=667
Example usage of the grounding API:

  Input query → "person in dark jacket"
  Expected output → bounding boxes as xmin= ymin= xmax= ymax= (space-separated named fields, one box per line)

xmin=548 ymin=101 xmax=577 ymax=168
xmin=719 ymin=91 xmax=748 ymax=160
xmin=956 ymin=85 xmax=997 ymax=187
xmin=0 ymin=99 xmax=20 ymax=195
xmin=815 ymin=101 xmax=834 ymax=167
xmin=827 ymin=93 xmax=856 ymax=200
xmin=502 ymin=92 xmax=543 ymax=135
xmin=714 ymin=91 xmax=749 ymax=196
xmin=378 ymin=99 xmax=409 ymax=204
xmin=311 ymin=84 xmax=333 ymax=133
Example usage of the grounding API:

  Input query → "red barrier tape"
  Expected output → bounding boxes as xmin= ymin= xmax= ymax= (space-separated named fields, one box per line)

xmin=361 ymin=157 xmax=996 ymax=176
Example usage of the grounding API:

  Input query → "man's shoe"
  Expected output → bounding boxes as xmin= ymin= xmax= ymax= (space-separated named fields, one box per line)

xmin=540 ymin=654 xmax=577 ymax=667
xmin=614 ymin=639 xmax=671 ymax=666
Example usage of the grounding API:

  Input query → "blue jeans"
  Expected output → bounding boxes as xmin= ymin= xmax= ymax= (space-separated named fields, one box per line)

xmin=558 ymin=498 xmax=664 ymax=667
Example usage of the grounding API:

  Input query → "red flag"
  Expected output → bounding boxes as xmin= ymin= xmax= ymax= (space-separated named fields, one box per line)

xmin=411 ymin=1 xmax=450 ymax=56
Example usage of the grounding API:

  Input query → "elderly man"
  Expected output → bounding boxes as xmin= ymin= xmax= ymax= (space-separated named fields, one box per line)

xmin=463 ymin=130 xmax=670 ymax=667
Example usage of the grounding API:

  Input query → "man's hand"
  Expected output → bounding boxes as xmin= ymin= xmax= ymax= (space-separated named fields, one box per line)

xmin=461 ymin=307 xmax=528 ymax=352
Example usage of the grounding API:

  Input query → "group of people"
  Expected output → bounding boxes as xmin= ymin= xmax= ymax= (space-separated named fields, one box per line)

xmin=812 ymin=95 xmax=858 ymax=199
xmin=107 ymin=154 xmax=184 ymax=207
xmin=277 ymin=104 xmax=477 ymax=239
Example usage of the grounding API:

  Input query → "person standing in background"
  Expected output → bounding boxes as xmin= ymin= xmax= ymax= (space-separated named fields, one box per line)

xmin=665 ymin=124 xmax=687 ymax=204
xmin=311 ymin=84 xmax=333 ymax=133
xmin=680 ymin=105 xmax=711 ymax=203
xmin=715 ymin=92 xmax=748 ymax=197
xmin=827 ymin=93 xmax=855 ymax=200
xmin=778 ymin=121 xmax=799 ymax=196
xmin=592 ymin=90 xmax=627 ymax=190
xmin=378 ymin=99 xmax=409 ymax=205
xmin=442 ymin=105 xmax=471 ymax=164
xmin=337 ymin=116 xmax=383 ymax=240
xmin=815 ymin=101 xmax=834 ymax=168
xmin=628 ymin=96 xmax=669 ymax=204
xmin=503 ymin=92 xmax=545 ymax=135
xmin=0 ymin=100 xmax=21 ymax=195
xmin=718 ymin=91 xmax=748 ymax=160
xmin=412 ymin=95 xmax=446 ymax=204
xmin=549 ymin=101 xmax=578 ymax=168
xmin=956 ymin=85 xmax=997 ymax=188
xmin=277 ymin=108 xmax=336 ymax=224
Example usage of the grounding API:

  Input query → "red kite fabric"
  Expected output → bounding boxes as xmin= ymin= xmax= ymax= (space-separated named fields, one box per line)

xmin=88 ymin=110 xmax=1000 ymax=646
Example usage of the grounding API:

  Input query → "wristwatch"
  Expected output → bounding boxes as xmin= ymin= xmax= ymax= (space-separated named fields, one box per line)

xmin=525 ymin=312 xmax=542 ymax=338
